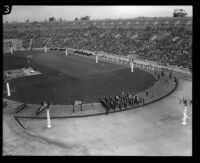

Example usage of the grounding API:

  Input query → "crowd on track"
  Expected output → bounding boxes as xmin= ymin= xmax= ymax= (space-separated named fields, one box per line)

xmin=100 ymin=92 xmax=145 ymax=114
xmin=4 ymin=23 xmax=192 ymax=71
xmin=99 ymin=69 xmax=177 ymax=113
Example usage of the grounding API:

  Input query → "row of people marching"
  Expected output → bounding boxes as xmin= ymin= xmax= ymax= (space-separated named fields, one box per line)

xmin=100 ymin=92 xmax=145 ymax=114
xmin=154 ymin=70 xmax=177 ymax=83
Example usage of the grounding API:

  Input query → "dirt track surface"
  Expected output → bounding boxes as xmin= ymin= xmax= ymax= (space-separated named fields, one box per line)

xmin=3 ymin=78 xmax=192 ymax=156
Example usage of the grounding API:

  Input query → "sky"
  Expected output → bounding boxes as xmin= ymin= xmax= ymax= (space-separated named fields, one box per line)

xmin=3 ymin=6 xmax=192 ymax=23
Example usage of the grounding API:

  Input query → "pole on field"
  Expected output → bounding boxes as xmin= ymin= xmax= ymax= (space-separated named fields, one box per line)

xmin=131 ymin=62 xmax=134 ymax=72
xmin=182 ymin=106 xmax=189 ymax=125
xmin=46 ymin=107 xmax=51 ymax=128
xmin=4 ymin=75 xmax=11 ymax=96
xmin=44 ymin=46 xmax=47 ymax=53
xmin=10 ymin=36 xmax=14 ymax=54
xmin=6 ymin=82 xmax=11 ymax=96
xmin=10 ymin=46 xmax=13 ymax=54
xmin=66 ymin=48 xmax=68 ymax=56
xmin=179 ymin=98 xmax=191 ymax=126
xmin=96 ymin=55 xmax=98 ymax=63
xmin=29 ymin=38 xmax=33 ymax=51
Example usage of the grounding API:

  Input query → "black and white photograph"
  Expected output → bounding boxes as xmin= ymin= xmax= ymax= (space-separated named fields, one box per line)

xmin=2 ymin=4 xmax=194 ymax=156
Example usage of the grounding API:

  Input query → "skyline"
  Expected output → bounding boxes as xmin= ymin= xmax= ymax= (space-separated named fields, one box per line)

xmin=3 ymin=6 xmax=192 ymax=23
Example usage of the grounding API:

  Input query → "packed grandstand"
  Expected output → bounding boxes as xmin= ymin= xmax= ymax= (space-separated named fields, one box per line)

xmin=3 ymin=17 xmax=192 ymax=72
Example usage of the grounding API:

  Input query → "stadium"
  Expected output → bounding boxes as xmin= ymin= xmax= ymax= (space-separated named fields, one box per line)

xmin=3 ymin=6 xmax=192 ymax=156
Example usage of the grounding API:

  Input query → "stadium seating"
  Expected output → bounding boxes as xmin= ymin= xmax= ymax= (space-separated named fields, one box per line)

xmin=3 ymin=19 xmax=192 ymax=71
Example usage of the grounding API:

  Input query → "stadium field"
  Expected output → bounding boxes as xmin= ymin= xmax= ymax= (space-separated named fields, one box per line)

xmin=3 ymin=51 xmax=156 ymax=105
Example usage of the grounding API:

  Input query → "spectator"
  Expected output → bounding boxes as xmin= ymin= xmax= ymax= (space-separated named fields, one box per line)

xmin=4 ymin=21 xmax=192 ymax=70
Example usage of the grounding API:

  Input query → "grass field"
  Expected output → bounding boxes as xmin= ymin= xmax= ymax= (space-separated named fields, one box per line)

xmin=3 ymin=51 xmax=156 ymax=104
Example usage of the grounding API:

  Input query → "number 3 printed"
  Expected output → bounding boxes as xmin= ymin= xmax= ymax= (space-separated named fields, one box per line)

xmin=4 ymin=5 xmax=12 ymax=15
xmin=4 ymin=5 xmax=9 ymax=13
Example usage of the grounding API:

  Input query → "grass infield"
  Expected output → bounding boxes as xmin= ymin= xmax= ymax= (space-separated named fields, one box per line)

xmin=3 ymin=51 xmax=156 ymax=105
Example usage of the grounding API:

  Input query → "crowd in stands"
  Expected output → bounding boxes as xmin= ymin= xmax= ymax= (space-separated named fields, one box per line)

xmin=4 ymin=23 xmax=192 ymax=71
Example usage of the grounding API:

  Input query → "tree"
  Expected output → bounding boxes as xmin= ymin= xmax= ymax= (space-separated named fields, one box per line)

xmin=49 ymin=17 xmax=56 ymax=22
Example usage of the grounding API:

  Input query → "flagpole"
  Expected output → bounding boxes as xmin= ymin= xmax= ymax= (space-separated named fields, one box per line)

xmin=10 ymin=46 xmax=13 ymax=54
xmin=130 ymin=61 xmax=134 ymax=72
xmin=66 ymin=47 xmax=68 ymax=56
xmin=44 ymin=46 xmax=47 ymax=53
xmin=10 ymin=36 xmax=13 ymax=54
xmin=6 ymin=82 xmax=11 ymax=96
xmin=4 ymin=75 xmax=11 ymax=96
xmin=46 ymin=103 xmax=52 ymax=128
xmin=182 ymin=106 xmax=188 ymax=125
xmin=96 ymin=55 xmax=98 ymax=63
